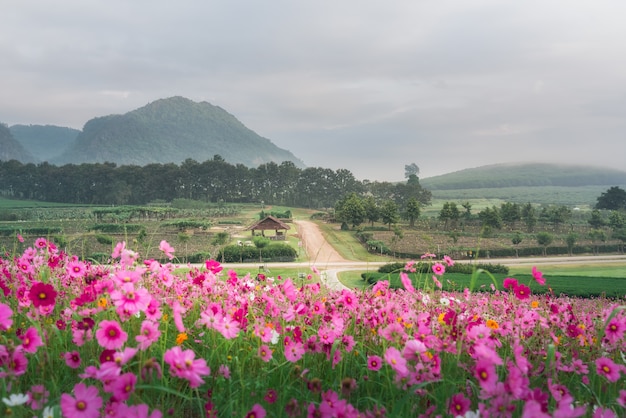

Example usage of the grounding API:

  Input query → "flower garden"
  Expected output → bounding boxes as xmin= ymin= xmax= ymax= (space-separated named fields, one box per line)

xmin=1 ymin=238 xmax=625 ymax=417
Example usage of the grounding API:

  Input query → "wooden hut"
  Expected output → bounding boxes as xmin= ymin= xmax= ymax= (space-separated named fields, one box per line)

xmin=246 ymin=215 xmax=291 ymax=240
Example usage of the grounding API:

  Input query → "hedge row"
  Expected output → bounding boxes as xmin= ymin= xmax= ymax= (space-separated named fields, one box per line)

xmin=219 ymin=243 xmax=297 ymax=263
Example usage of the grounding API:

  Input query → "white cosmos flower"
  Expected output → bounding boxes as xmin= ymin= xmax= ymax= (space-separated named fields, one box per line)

xmin=42 ymin=406 xmax=55 ymax=418
xmin=2 ymin=393 xmax=29 ymax=406
xmin=440 ymin=297 xmax=450 ymax=307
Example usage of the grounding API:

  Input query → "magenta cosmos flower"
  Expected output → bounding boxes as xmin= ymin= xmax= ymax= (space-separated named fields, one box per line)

xmin=60 ymin=383 xmax=102 ymax=418
xmin=28 ymin=282 xmax=57 ymax=308
xmin=596 ymin=357 xmax=621 ymax=382
xmin=164 ymin=346 xmax=211 ymax=388
xmin=19 ymin=327 xmax=43 ymax=354
xmin=95 ymin=320 xmax=128 ymax=350
xmin=532 ymin=266 xmax=546 ymax=285
xmin=514 ymin=283 xmax=531 ymax=300
xmin=448 ymin=393 xmax=471 ymax=417
xmin=0 ymin=303 xmax=12 ymax=331
xmin=245 ymin=404 xmax=266 ymax=418
xmin=432 ymin=263 xmax=445 ymax=276
xmin=367 ymin=355 xmax=383 ymax=371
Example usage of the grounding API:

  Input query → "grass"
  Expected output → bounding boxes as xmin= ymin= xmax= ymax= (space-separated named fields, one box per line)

xmin=316 ymin=222 xmax=392 ymax=263
xmin=340 ymin=262 xmax=626 ymax=297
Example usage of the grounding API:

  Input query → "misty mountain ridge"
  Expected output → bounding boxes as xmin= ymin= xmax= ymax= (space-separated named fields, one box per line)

xmin=420 ymin=162 xmax=626 ymax=190
xmin=3 ymin=96 xmax=304 ymax=169
xmin=0 ymin=123 xmax=36 ymax=163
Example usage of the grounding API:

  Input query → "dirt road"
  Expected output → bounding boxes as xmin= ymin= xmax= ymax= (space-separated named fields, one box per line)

xmin=294 ymin=220 xmax=348 ymax=264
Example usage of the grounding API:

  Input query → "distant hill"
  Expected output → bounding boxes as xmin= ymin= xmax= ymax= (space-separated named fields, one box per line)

xmin=52 ymin=96 xmax=305 ymax=168
xmin=0 ymin=123 xmax=36 ymax=163
xmin=420 ymin=163 xmax=626 ymax=190
xmin=10 ymin=124 xmax=80 ymax=162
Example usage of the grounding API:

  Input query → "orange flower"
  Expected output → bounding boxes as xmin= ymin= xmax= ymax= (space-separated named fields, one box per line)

xmin=97 ymin=298 xmax=108 ymax=308
xmin=486 ymin=319 xmax=499 ymax=330
xmin=176 ymin=332 xmax=188 ymax=345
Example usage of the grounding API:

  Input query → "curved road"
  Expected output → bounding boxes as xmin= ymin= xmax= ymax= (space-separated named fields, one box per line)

xmin=219 ymin=220 xmax=626 ymax=291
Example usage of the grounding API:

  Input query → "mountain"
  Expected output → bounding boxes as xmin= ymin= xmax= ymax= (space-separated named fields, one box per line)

xmin=0 ymin=123 xmax=36 ymax=163
xmin=420 ymin=163 xmax=626 ymax=190
xmin=10 ymin=124 xmax=80 ymax=162
xmin=53 ymin=96 xmax=305 ymax=168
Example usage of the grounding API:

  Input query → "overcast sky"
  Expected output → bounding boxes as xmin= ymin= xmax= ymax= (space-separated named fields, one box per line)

xmin=2 ymin=1 xmax=626 ymax=182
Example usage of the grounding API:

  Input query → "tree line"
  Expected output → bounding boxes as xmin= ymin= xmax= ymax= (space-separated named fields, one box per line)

xmin=0 ymin=157 xmax=431 ymax=209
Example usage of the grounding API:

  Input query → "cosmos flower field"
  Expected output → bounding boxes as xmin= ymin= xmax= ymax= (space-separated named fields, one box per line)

xmin=1 ymin=238 xmax=625 ymax=417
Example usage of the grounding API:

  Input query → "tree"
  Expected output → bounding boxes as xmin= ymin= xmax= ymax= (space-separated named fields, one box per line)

xmin=478 ymin=206 xmax=502 ymax=230
xmin=461 ymin=202 xmax=472 ymax=221
xmin=565 ymin=233 xmax=577 ymax=256
xmin=608 ymin=210 xmax=625 ymax=231
xmin=536 ymin=232 xmax=553 ymax=256
xmin=404 ymin=163 xmax=419 ymax=179
xmin=363 ymin=196 xmax=380 ymax=227
xmin=595 ymin=186 xmax=626 ymax=210
xmin=612 ymin=228 xmax=626 ymax=253
xmin=335 ymin=193 xmax=366 ymax=228
xmin=439 ymin=202 xmax=460 ymax=230
xmin=521 ymin=203 xmax=537 ymax=232
xmin=587 ymin=209 xmax=605 ymax=229
xmin=500 ymin=202 xmax=521 ymax=228
xmin=380 ymin=200 xmax=400 ymax=230
xmin=588 ymin=229 xmax=607 ymax=255
xmin=404 ymin=197 xmax=421 ymax=228
xmin=511 ymin=232 xmax=523 ymax=257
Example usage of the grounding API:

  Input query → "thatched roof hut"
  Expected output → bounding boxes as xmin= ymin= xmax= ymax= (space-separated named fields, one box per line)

xmin=246 ymin=215 xmax=291 ymax=240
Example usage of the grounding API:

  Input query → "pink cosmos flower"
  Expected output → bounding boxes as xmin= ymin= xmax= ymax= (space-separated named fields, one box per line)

xmin=284 ymin=339 xmax=305 ymax=362
xmin=28 ymin=282 xmax=57 ymax=308
xmin=474 ymin=358 xmax=498 ymax=392
xmin=111 ymin=241 xmax=126 ymax=258
xmin=245 ymin=404 xmax=266 ymax=418
xmin=66 ymin=260 xmax=87 ymax=279
xmin=95 ymin=320 xmax=128 ymax=350
xmin=384 ymin=347 xmax=408 ymax=377
xmin=110 ymin=372 xmax=136 ymax=402
xmin=503 ymin=277 xmax=519 ymax=290
xmin=258 ymin=345 xmax=273 ymax=362
xmin=19 ymin=326 xmax=43 ymax=353
xmin=367 ymin=356 xmax=383 ymax=372
xmin=443 ymin=255 xmax=455 ymax=267
xmin=400 ymin=272 xmax=415 ymax=293
xmin=159 ymin=240 xmax=175 ymax=260
xmin=110 ymin=282 xmax=150 ymax=316
xmin=616 ymin=390 xmax=626 ymax=408
xmin=26 ymin=384 xmax=49 ymax=410
xmin=205 ymin=259 xmax=223 ymax=274
xmin=17 ymin=233 xmax=24 ymax=243
xmin=448 ymin=393 xmax=471 ymax=417
xmin=264 ymin=388 xmax=278 ymax=404
xmin=432 ymin=263 xmax=445 ymax=276
xmin=136 ymin=320 xmax=161 ymax=350
xmin=64 ymin=351 xmax=82 ymax=369
xmin=432 ymin=275 xmax=443 ymax=289
xmin=514 ymin=283 xmax=531 ymax=300
xmin=596 ymin=357 xmax=621 ymax=382
xmin=532 ymin=266 xmax=546 ymax=285
xmin=164 ymin=346 xmax=211 ymax=388
xmin=60 ymin=383 xmax=103 ymax=418
xmin=0 ymin=302 xmax=12 ymax=331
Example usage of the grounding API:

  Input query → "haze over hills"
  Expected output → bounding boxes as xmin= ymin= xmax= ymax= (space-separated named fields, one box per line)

xmin=420 ymin=163 xmax=626 ymax=190
xmin=0 ymin=123 xmax=36 ymax=163
xmin=9 ymin=124 xmax=80 ymax=162
xmin=2 ymin=97 xmax=304 ymax=169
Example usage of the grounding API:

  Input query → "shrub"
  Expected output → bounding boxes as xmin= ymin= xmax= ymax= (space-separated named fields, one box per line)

xmin=95 ymin=234 xmax=114 ymax=245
